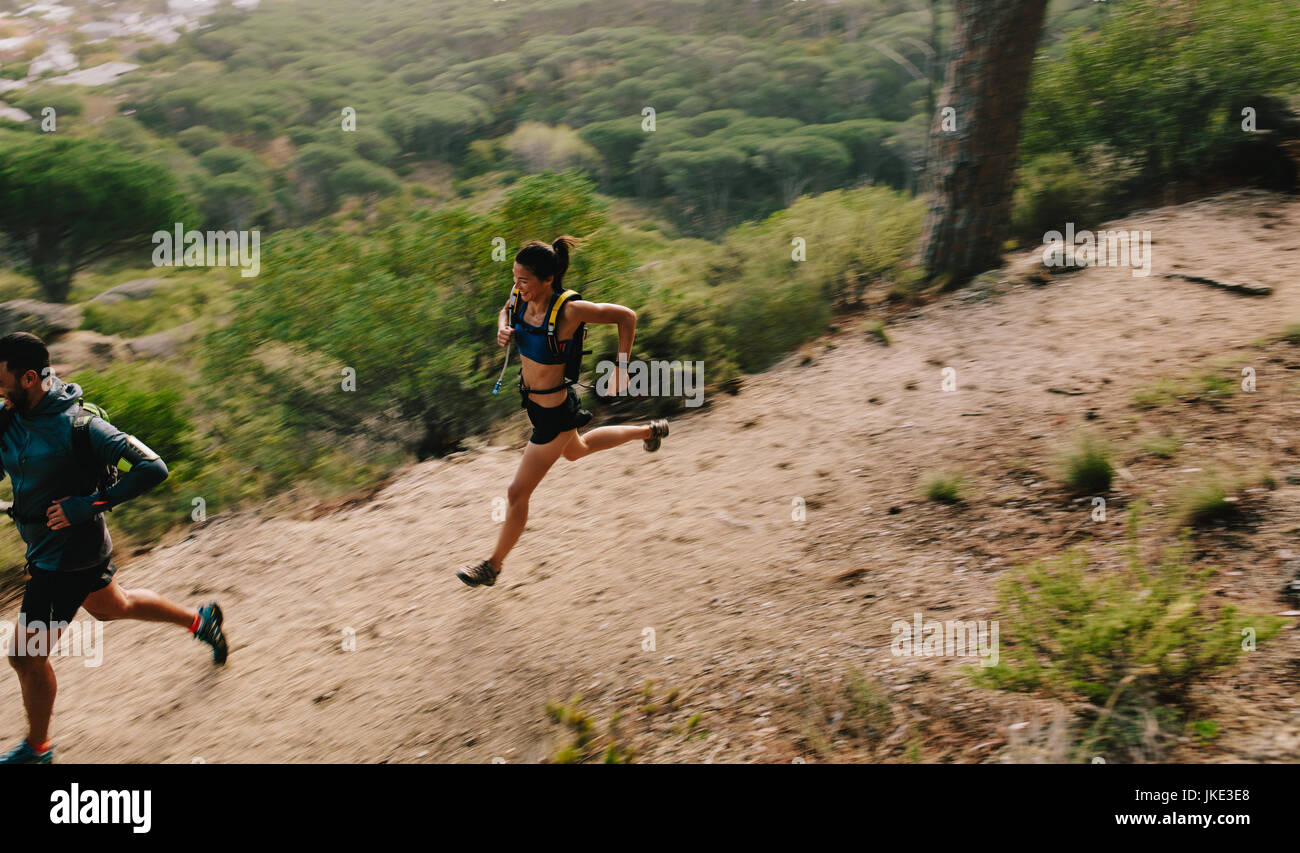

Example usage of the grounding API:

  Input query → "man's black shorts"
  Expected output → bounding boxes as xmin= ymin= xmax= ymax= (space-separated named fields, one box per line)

xmin=18 ymin=559 xmax=117 ymax=629
xmin=524 ymin=386 xmax=593 ymax=445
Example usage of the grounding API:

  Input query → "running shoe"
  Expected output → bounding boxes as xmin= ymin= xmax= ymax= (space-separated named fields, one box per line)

xmin=458 ymin=559 xmax=500 ymax=587
xmin=0 ymin=740 xmax=52 ymax=764
xmin=644 ymin=419 xmax=669 ymax=452
xmin=195 ymin=601 xmax=228 ymax=664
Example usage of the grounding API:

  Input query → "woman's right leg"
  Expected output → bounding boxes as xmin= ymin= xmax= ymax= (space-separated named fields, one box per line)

xmin=488 ymin=433 xmax=571 ymax=572
xmin=561 ymin=424 xmax=652 ymax=461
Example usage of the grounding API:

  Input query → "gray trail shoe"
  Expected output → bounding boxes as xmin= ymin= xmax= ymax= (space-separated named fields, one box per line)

xmin=644 ymin=419 xmax=669 ymax=452
xmin=458 ymin=559 xmax=500 ymax=587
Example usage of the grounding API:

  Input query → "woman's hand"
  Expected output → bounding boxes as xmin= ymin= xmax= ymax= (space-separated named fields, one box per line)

xmin=605 ymin=357 xmax=630 ymax=396
xmin=497 ymin=325 xmax=514 ymax=347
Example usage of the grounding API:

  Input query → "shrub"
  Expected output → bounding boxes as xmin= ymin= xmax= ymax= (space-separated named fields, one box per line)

xmin=1173 ymin=473 xmax=1241 ymax=529
xmin=977 ymin=508 xmax=1285 ymax=761
xmin=922 ymin=470 xmax=965 ymax=504
xmin=1137 ymin=432 xmax=1180 ymax=459
xmin=1009 ymin=152 xmax=1105 ymax=247
xmin=64 ymin=362 xmax=202 ymax=540
xmin=544 ymin=696 xmax=634 ymax=764
xmin=1061 ymin=433 xmax=1113 ymax=494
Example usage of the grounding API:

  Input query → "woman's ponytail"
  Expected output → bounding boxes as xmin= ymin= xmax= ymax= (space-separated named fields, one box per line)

xmin=550 ymin=234 xmax=580 ymax=293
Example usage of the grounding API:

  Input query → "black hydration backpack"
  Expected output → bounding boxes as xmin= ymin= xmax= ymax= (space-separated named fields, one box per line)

xmin=507 ymin=287 xmax=590 ymax=385
xmin=0 ymin=397 xmax=118 ymax=523
xmin=70 ymin=400 xmax=120 ymax=497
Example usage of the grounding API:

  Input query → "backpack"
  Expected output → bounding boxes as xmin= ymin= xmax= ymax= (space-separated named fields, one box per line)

xmin=71 ymin=400 xmax=120 ymax=498
xmin=507 ymin=287 xmax=590 ymax=385
xmin=0 ymin=397 xmax=118 ymax=523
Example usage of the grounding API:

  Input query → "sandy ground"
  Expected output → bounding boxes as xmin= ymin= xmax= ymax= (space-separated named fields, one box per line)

xmin=3 ymin=189 xmax=1299 ymax=763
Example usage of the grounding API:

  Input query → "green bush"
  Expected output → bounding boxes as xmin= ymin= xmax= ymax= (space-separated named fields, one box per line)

xmin=977 ymin=508 xmax=1286 ymax=761
xmin=64 ymin=362 xmax=202 ymax=540
xmin=865 ymin=318 xmax=890 ymax=345
xmin=1132 ymin=372 xmax=1234 ymax=410
xmin=921 ymin=470 xmax=965 ymax=504
xmin=1009 ymin=152 xmax=1107 ymax=248
xmin=1061 ymin=433 xmax=1114 ymax=494
xmin=177 ymin=125 xmax=225 ymax=156
xmin=544 ymin=696 xmax=634 ymax=764
xmin=207 ymin=170 xmax=638 ymax=463
xmin=1173 ymin=473 xmax=1241 ymax=528
xmin=1021 ymin=0 xmax=1300 ymax=192
xmin=10 ymin=86 xmax=84 ymax=119
xmin=1137 ymin=432 xmax=1179 ymax=459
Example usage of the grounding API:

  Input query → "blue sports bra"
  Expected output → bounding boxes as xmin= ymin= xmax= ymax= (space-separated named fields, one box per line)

xmin=513 ymin=312 xmax=571 ymax=365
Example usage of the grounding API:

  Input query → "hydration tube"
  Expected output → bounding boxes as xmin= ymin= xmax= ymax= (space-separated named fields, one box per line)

xmin=492 ymin=339 xmax=513 ymax=395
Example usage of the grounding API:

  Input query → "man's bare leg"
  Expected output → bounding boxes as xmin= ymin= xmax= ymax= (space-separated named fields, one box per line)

xmin=8 ymin=623 xmax=60 ymax=747
xmin=83 ymin=579 xmax=195 ymax=627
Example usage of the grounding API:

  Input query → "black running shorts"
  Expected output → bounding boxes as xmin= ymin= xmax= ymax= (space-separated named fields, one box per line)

xmin=524 ymin=386 xmax=593 ymax=445
xmin=18 ymin=558 xmax=117 ymax=629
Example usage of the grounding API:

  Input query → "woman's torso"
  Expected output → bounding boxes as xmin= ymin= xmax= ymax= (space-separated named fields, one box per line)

xmin=516 ymin=296 xmax=583 ymax=408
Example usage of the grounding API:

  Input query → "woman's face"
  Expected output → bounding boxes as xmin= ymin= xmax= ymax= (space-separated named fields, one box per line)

xmin=512 ymin=262 xmax=551 ymax=302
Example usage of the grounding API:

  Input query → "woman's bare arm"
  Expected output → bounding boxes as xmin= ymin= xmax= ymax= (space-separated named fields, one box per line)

xmin=569 ymin=301 xmax=636 ymax=357
xmin=569 ymin=301 xmax=636 ymax=393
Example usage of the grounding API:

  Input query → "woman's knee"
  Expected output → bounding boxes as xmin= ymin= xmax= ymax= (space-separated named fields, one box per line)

xmin=506 ymin=482 xmax=533 ymax=507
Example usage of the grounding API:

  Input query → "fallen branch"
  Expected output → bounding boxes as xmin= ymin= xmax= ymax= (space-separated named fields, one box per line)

xmin=1163 ymin=273 xmax=1272 ymax=296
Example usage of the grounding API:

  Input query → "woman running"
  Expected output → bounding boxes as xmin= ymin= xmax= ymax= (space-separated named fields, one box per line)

xmin=457 ymin=236 xmax=668 ymax=588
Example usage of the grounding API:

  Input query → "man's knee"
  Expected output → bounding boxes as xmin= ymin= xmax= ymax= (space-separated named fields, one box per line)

xmin=84 ymin=597 xmax=128 ymax=622
xmin=8 ymin=638 xmax=48 ymax=672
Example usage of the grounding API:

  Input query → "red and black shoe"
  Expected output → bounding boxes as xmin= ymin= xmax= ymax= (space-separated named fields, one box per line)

xmin=195 ymin=601 xmax=228 ymax=665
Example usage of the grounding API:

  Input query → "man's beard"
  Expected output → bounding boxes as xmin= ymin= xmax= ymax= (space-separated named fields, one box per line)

xmin=9 ymin=385 xmax=33 ymax=414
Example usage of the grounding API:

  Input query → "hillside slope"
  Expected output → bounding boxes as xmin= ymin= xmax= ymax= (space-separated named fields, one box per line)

xmin=5 ymin=189 xmax=1299 ymax=763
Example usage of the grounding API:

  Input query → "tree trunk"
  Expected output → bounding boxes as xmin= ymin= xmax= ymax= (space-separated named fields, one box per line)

xmin=917 ymin=0 xmax=1048 ymax=286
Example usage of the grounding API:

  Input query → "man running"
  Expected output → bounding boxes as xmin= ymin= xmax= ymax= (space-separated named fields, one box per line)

xmin=0 ymin=332 xmax=226 ymax=764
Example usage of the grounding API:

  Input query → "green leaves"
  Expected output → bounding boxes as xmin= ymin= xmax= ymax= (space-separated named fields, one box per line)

xmin=977 ymin=509 xmax=1287 ymax=760
xmin=0 ymin=137 xmax=193 ymax=302
xmin=1021 ymin=0 xmax=1300 ymax=185
xmin=209 ymin=171 xmax=635 ymax=459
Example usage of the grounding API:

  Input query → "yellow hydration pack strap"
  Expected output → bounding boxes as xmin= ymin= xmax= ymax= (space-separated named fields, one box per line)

xmin=545 ymin=289 xmax=580 ymax=355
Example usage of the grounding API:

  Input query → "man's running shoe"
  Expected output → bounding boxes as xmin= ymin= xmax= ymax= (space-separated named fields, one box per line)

xmin=458 ymin=559 xmax=500 ymax=587
xmin=195 ymin=601 xmax=228 ymax=664
xmin=644 ymin=419 xmax=669 ymax=452
xmin=0 ymin=740 xmax=52 ymax=764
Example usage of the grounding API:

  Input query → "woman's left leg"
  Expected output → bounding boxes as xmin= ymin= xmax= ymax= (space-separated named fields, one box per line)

xmin=488 ymin=434 xmax=571 ymax=571
xmin=562 ymin=424 xmax=652 ymax=461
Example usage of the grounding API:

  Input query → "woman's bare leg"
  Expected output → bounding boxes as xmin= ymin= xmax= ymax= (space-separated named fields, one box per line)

xmin=488 ymin=434 xmax=570 ymax=572
xmin=561 ymin=424 xmax=652 ymax=461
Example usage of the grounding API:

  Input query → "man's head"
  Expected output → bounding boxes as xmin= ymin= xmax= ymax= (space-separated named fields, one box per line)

xmin=0 ymin=332 xmax=53 ymax=415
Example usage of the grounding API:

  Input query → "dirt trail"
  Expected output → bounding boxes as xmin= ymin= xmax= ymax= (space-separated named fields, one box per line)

xmin=5 ymin=189 xmax=1300 ymax=763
